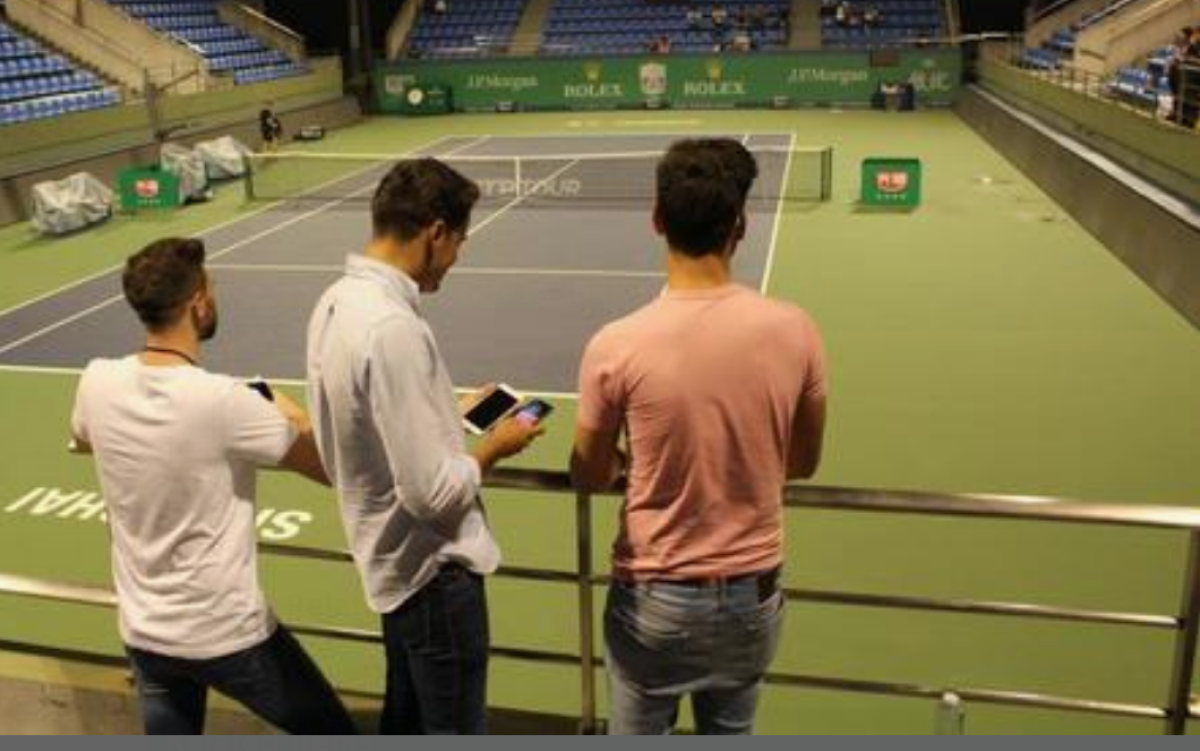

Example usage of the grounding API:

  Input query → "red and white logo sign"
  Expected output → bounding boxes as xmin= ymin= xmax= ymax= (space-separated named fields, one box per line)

xmin=876 ymin=171 xmax=909 ymax=194
xmin=134 ymin=179 xmax=161 ymax=199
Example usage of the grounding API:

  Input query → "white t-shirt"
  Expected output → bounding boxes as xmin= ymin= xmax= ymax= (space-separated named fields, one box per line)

xmin=72 ymin=356 xmax=297 ymax=660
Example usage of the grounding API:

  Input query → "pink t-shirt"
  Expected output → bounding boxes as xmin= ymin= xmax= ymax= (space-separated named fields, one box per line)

xmin=578 ymin=284 xmax=827 ymax=581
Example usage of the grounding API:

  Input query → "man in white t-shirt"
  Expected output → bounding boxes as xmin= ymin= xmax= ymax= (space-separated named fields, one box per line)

xmin=71 ymin=237 xmax=354 ymax=735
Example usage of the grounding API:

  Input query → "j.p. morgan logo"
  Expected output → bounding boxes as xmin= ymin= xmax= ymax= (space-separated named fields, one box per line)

xmin=787 ymin=67 xmax=869 ymax=87
xmin=466 ymin=74 xmax=540 ymax=93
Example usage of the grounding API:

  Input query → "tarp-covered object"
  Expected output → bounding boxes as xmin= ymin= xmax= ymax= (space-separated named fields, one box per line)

xmin=194 ymin=135 xmax=254 ymax=180
xmin=31 ymin=173 xmax=114 ymax=236
xmin=160 ymin=142 xmax=211 ymax=203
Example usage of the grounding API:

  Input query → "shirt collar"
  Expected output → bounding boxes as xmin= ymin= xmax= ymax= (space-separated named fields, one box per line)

xmin=345 ymin=254 xmax=421 ymax=313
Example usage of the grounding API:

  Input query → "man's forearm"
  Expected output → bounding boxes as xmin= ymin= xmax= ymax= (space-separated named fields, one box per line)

xmin=281 ymin=432 xmax=330 ymax=486
xmin=570 ymin=447 xmax=626 ymax=493
xmin=471 ymin=443 xmax=503 ymax=476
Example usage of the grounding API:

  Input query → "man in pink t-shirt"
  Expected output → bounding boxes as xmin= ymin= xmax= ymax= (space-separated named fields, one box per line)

xmin=572 ymin=139 xmax=827 ymax=735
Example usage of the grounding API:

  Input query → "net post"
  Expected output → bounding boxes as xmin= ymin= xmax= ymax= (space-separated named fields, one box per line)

xmin=821 ymin=147 xmax=833 ymax=202
xmin=242 ymin=154 xmax=256 ymax=202
xmin=1166 ymin=531 xmax=1200 ymax=734
xmin=515 ymin=158 xmax=524 ymax=201
xmin=576 ymin=488 xmax=598 ymax=734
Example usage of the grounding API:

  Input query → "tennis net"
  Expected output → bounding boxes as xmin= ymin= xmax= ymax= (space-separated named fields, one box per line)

xmin=242 ymin=145 xmax=833 ymax=211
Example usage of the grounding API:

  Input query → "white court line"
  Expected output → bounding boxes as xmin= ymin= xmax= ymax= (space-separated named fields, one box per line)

xmin=440 ymin=135 xmax=491 ymax=157
xmin=0 ymin=136 xmax=472 ymax=358
xmin=0 ymin=364 xmax=581 ymax=401
xmin=0 ymin=184 xmax=379 ymax=357
xmin=613 ymin=119 xmax=703 ymax=127
xmin=455 ymin=267 xmax=662 ymax=280
xmin=439 ymin=130 xmax=791 ymax=140
xmin=0 ymin=133 xmax=462 ymax=322
xmin=468 ymin=159 xmax=581 ymax=236
xmin=760 ymin=132 xmax=797 ymax=297
xmin=208 ymin=263 xmax=666 ymax=280
xmin=269 ymin=375 xmax=581 ymax=402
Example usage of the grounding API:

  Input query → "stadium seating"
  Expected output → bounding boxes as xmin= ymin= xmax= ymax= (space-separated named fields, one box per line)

xmin=104 ymin=0 xmax=307 ymax=83
xmin=541 ymin=0 xmax=791 ymax=57
xmin=407 ymin=0 xmax=527 ymax=59
xmin=1020 ymin=0 xmax=1141 ymax=71
xmin=0 ymin=21 xmax=119 ymax=127
xmin=1106 ymin=45 xmax=1174 ymax=111
xmin=821 ymin=0 xmax=945 ymax=49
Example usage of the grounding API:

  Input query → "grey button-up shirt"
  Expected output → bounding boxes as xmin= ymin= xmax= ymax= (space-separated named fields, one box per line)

xmin=306 ymin=254 xmax=499 ymax=614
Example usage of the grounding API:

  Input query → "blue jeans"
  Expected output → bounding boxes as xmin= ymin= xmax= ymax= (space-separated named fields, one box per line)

xmin=380 ymin=563 xmax=490 ymax=735
xmin=126 ymin=625 xmax=355 ymax=735
xmin=604 ymin=574 xmax=785 ymax=735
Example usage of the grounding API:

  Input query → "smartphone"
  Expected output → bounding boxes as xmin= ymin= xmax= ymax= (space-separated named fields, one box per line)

xmin=463 ymin=384 xmax=522 ymax=435
xmin=247 ymin=379 xmax=275 ymax=402
xmin=516 ymin=399 xmax=554 ymax=425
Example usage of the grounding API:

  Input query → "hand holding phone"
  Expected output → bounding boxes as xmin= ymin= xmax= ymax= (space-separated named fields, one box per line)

xmin=515 ymin=399 xmax=554 ymax=426
xmin=462 ymin=384 xmax=522 ymax=435
xmin=247 ymin=377 xmax=275 ymax=402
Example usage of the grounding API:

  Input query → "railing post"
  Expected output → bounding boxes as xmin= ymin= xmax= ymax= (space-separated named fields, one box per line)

xmin=576 ymin=489 xmax=598 ymax=734
xmin=934 ymin=692 xmax=966 ymax=735
xmin=1166 ymin=531 xmax=1200 ymax=734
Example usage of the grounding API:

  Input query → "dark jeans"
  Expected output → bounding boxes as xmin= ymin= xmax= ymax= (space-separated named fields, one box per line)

xmin=380 ymin=563 xmax=490 ymax=735
xmin=126 ymin=625 xmax=355 ymax=735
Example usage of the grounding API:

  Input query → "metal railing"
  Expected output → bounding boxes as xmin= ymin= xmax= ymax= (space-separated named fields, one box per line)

xmin=981 ymin=38 xmax=1200 ymax=131
xmin=2 ymin=468 xmax=1200 ymax=734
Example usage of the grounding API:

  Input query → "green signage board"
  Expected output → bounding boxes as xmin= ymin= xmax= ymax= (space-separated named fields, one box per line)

xmin=117 ymin=167 xmax=182 ymax=211
xmin=376 ymin=50 xmax=961 ymax=113
xmin=380 ymin=72 xmax=453 ymax=115
xmin=861 ymin=157 xmax=922 ymax=208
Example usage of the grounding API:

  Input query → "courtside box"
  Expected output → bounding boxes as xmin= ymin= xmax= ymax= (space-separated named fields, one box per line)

xmin=117 ymin=167 xmax=183 ymax=212
xmin=861 ymin=157 xmax=922 ymax=209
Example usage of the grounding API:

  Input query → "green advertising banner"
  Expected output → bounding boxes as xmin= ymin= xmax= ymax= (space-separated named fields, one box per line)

xmin=117 ymin=167 xmax=183 ymax=211
xmin=376 ymin=50 xmax=961 ymax=114
xmin=861 ymin=157 xmax=923 ymax=208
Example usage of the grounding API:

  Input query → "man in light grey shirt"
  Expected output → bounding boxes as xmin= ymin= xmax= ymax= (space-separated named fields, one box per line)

xmin=307 ymin=159 xmax=543 ymax=734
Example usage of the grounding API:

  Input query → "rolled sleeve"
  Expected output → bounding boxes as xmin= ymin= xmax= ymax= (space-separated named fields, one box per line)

xmin=366 ymin=318 xmax=479 ymax=530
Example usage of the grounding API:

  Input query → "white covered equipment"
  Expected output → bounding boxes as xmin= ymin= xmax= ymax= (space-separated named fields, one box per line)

xmin=194 ymin=135 xmax=254 ymax=180
xmin=31 ymin=173 xmax=114 ymax=236
xmin=160 ymin=142 xmax=211 ymax=203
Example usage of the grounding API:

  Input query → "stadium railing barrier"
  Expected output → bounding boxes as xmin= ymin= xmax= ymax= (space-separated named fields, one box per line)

xmin=985 ymin=37 xmax=1200 ymax=130
xmin=2 ymin=468 xmax=1200 ymax=734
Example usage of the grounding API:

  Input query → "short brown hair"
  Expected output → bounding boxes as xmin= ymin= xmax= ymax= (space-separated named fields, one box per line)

xmin=656 ymin=139 xmax=759 ymax=257
xmin=372 ymin=158 xmax=481 ymax=242
xmin=122 ymin=238 xmax=207 ymax=331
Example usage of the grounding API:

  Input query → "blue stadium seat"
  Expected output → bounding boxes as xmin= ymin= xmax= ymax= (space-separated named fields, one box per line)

xmin=100 ymin=0 xmax=309 ymax=84
xmin=539 ymin=0 xmax=795 ymax=56
xmin=0 ymin=19 xmax=121 ymax=127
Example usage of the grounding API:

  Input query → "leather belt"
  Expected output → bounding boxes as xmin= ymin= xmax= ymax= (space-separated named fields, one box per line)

xmin=639 ymin=567 xmax=782 ymax=602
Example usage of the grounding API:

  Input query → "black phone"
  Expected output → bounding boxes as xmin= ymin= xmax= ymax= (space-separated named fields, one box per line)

xmin=247 ymin=380 xmax=275 ymax=402
xmin=463 ymin=384 xmax=521 ymax=434
xmin=516 ymin=399 xmax=554 ymax=425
